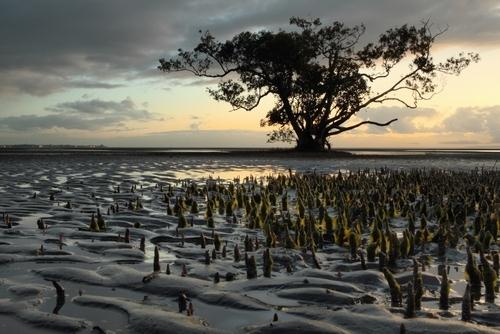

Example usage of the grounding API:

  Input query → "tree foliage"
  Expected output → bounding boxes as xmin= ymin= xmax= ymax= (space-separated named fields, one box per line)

xmin=159 ymin=17 xmax=478 ymax=151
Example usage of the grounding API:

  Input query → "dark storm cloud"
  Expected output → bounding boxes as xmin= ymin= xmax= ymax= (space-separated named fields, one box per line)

xmin=0 ymin=97 xmax=153 ymax=131
xmin=211 ymin=0 xmax=500 ymax=44
xmin=0 ymin=0 xmax=499 ymax=96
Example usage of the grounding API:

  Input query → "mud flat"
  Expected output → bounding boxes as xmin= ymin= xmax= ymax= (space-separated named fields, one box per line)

xmin=0 ymin=152 xmax=498 ymax=333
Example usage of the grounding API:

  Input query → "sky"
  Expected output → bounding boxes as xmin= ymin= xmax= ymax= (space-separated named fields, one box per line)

xmin=0 ymin=0 xmax=499 ymax=148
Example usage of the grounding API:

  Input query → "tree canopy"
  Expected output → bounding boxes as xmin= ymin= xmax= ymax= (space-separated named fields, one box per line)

xmin=159 ymin=17 xmax=478 ymax=151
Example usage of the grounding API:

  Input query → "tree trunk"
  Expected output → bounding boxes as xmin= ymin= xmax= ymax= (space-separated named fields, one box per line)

xmin=295 ymin=133 xmax=327 ymax=152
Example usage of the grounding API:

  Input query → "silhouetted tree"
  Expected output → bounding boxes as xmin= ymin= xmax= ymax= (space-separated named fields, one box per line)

xmin=159 ymin=17 xmax=478 ymax=151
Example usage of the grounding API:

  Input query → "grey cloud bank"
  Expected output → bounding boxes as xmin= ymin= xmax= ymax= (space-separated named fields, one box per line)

xmin=0 ymin=0 xmax=499 ymax=96
xmin=0 ymin=97 xmax=153 ymax=131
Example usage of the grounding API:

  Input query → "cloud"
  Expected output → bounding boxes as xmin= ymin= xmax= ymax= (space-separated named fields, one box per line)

xmin=441 ymin=106 xmax=500 ymax=142
xmin=0 ymin=114 xmax=118 ymax=131
xmin=356 ymin=106 xmax=438 ymax=134
xmin=0 ymin=97 xmax=154 ymax=131
xmin=161 ymin=77 xmax=221 ymax=91
xmin=0 ymin=70 xmax=125 ymax=96
xmin=355 ymin=104 xmax=500 ymax=144
xmin=189 ymin=122 xmax=202 ymax=131
xmin=70 ymin=81 xmax=124 ymax=89
xmin=1 ymin=0 xmax=499 ymax=96
xmin=47 ymin=97 xmax=152 ymax=118
xmin=188 ymin=115 xmax=203 ymax=131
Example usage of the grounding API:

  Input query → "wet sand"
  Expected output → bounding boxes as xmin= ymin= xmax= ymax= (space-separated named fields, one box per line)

xmin=0 ymin=152 xmax=498 ymax=333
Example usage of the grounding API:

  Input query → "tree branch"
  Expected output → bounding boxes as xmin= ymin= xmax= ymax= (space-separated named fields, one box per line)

xmin=373 ymin=97 xmax=417 ymax=109
xmin=329 ymin=118 xmax=398 ymax=135
xmin=229 ymin=88 xmax=272 ymax=111
xmin=357 ymin=67 xmax=420 ymax=111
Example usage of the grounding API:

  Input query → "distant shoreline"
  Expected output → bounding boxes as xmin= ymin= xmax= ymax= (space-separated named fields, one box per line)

xmin=0 ymin=147 xmax=499 ymax=160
